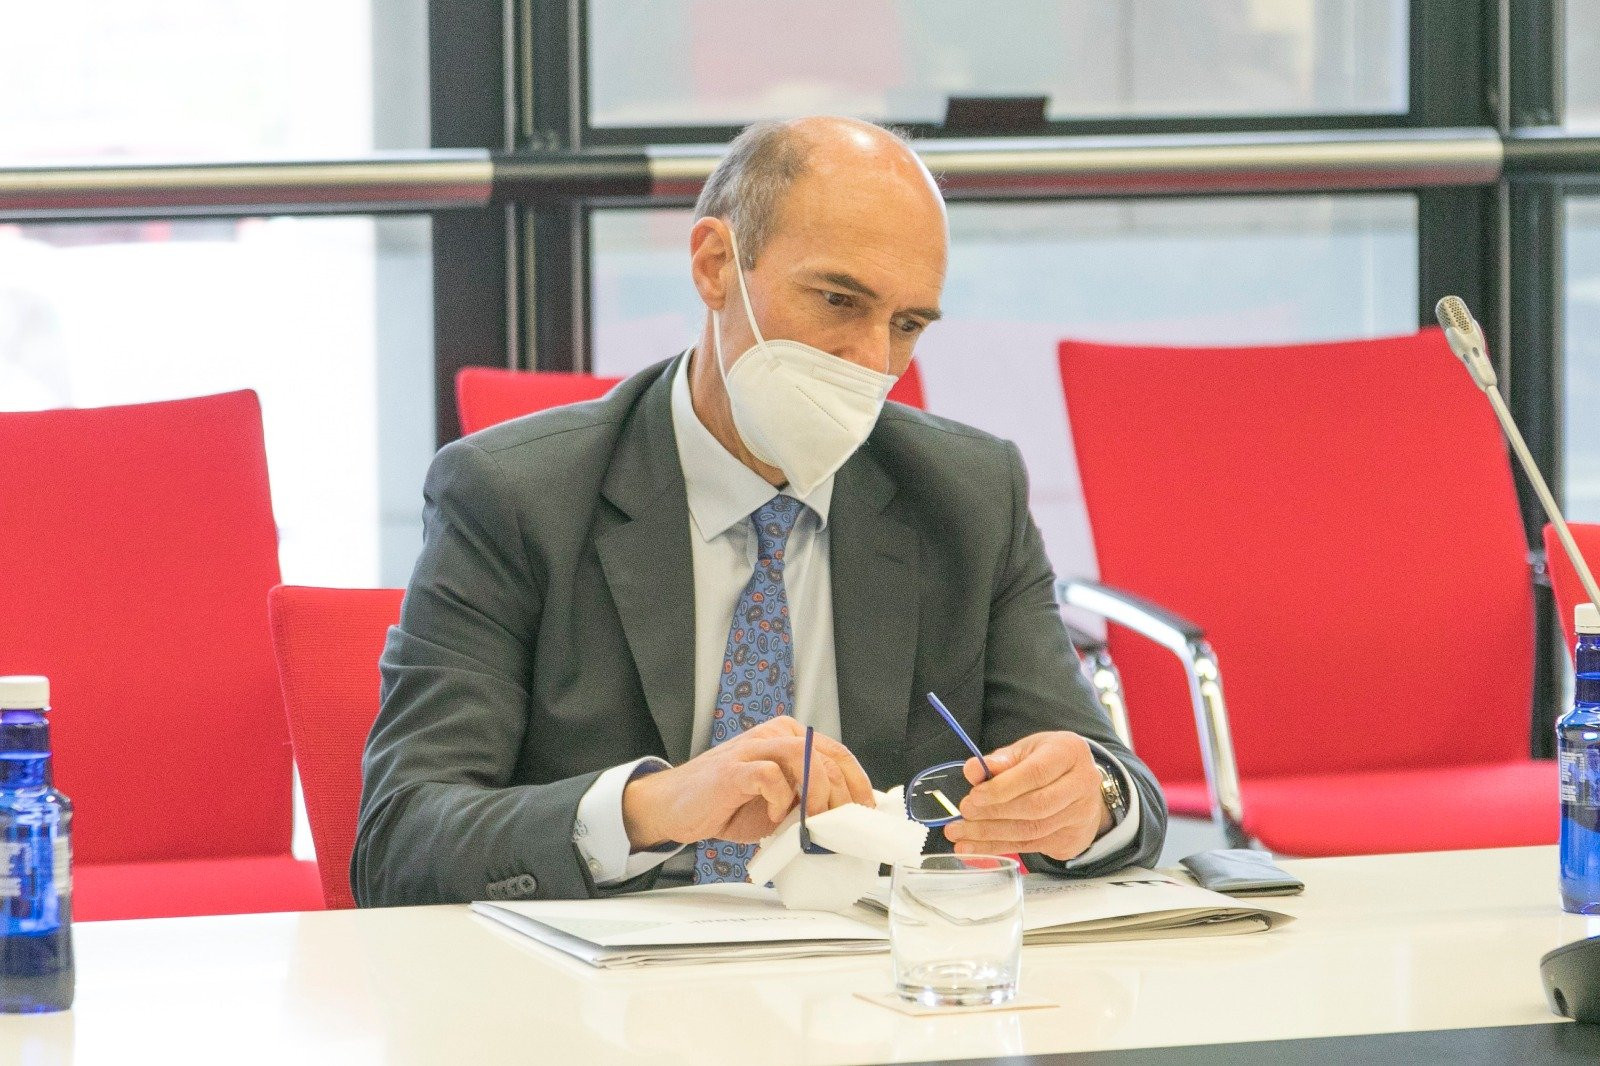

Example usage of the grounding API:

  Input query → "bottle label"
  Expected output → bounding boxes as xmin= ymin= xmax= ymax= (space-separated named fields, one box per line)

xmin=0 ymin=831 xmax=61 ymax=934
xmin=0 ymin=842 xmax=23 ymax=900
xmin=1560 ymin=749 xmax=1600 ymax=806
xmin=53 ymin=834 xmax=71 ymax=897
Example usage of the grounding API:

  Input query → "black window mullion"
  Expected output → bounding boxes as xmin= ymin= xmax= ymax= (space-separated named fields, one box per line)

xmin=1509 ymin=0 xmax=1563 ymax=128
xmin=1506 ymin=0 xmax=1568 ymax=755
xmin=526 ymin=202 xmax=591 ymax=371
xmin=1508 ymin=178 xmax=1566 ymax=755
xmin=519 ymin=0 xmax=590 ymax=374
xmin=1409 ymin=0 xmax=1492 ymax=129
xmin=1417 ymin=186 xmax=1501 ymax=333
xmin=428 ymin=0 xmax=513 ymax=445
xmin=1409 ymin=0 xmax=1495 ymax=331
xmin=1410 ymin=0 xmax=1496 ymax=374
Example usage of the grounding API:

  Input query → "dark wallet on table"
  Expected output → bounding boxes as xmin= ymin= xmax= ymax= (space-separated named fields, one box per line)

xmin=1180 ymin=848 xmax=1305 ymax=897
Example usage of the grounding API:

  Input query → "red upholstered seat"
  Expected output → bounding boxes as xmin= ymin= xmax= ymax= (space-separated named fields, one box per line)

xmin=1545 ymin=523 xmax=1600 ymax=654
xmin=455 ymin=360 xmax=926 ymax=436
xmin=0 ymin=391 xmax=323 ymax=918
xmin=269 ymin=586 xmax=404 ymax=909
xmin=1059 ymin=329 xmax=1551 ymax=855
xmin=1236 ymin=761 xmax=1558 ymax=857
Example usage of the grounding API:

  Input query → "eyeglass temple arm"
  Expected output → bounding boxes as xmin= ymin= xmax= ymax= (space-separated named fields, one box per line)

xmin=1056 ymin=578 xmax=1249 ymax=849
xmin=799 ymin=728 xmax=813 ymax=841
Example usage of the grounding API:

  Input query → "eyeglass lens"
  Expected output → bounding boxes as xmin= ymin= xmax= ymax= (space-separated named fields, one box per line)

xmin=906 ymin=761 xmax=977 ymax=825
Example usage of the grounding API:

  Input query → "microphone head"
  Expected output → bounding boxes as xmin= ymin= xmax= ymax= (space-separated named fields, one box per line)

xmin=1434 ymin=295 xmax=1498 ymax=389
xmin=1434 ymin=295 xmax=1473 ymax=334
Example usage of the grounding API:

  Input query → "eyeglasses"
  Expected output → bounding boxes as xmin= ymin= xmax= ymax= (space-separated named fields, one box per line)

xmin=904 ymin=693 xmax=993 ymax=827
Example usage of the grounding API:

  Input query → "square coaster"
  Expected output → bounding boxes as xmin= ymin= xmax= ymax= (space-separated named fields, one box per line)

xmin=854 ymin=991 xmax=1058 ymax=1017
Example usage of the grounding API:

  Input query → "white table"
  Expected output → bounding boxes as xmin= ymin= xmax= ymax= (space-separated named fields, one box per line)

xmin=0 ymin=846 xmax=1589 ymax=1064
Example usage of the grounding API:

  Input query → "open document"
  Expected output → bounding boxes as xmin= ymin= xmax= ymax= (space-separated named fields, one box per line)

xmin=471 ymin=869 xmax=1294 ymax=969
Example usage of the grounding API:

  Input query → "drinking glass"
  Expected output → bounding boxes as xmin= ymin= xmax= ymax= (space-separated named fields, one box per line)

xmin=889 ymin=855 xmax=1023 ymax=1007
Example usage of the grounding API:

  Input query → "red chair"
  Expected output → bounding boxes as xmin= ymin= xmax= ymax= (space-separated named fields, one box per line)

xmin=456 ymin=368 xmax=623 ymax=435
xmin=0 ymin=391 xmax=322 ymax=919
xmin=455 ymin=360 xmax=926 ymax=435
xmin=1057 ymin=329 xmax=1554 ymax=856
xmin=268 ymin=586 xmax=403 ymax=910
xmin=1545 ymin=523 xmax=1600 ymax=654
xmin=887 ymin=360 xmax=926 ymax=409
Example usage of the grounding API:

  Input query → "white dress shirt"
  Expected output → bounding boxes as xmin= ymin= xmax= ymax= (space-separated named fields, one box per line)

xmin=572 ymin=352 xmax=1139 ymax=886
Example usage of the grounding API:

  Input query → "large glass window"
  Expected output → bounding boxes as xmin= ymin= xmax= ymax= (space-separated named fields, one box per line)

xmin=592 ymin=194 xmax=1417 ymax=584
xmin=0 ymin=0 xmax=427 ymax=161
xmin=1567 ymin=0 xmax=1600 ymax=129
xmin=589 ymin=0 xmax=1408 ymax=129
xmin=1565 ymin=196 xmax=1600 ymax=522
xmin=0 ymin=215 xmax=435 ymax=587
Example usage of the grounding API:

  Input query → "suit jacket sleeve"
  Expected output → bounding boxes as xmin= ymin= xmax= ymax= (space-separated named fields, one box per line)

xmin=352 ymin=440 xmax=640 ymax=906
xmin=977 ymin=441 xmax=1168 ymax=876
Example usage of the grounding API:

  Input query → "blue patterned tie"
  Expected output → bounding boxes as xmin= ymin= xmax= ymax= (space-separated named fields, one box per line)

xmin=695 ymin=494 xmax=803 ymax=884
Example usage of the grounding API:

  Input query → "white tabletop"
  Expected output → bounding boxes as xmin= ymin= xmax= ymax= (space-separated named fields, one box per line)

xmin=0 ymin=846 xmax=1585 ymax=1065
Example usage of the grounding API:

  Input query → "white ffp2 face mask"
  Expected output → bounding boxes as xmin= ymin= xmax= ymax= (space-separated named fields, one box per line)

xmin=710 ymin=229 xmax=897 ymax=497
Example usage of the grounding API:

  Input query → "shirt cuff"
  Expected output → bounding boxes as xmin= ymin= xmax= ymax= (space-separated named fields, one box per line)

xmin=1061 ymin=740 xmax=1142 ymax=867
xmin=572 ymin=757 xmax=684 ymax=887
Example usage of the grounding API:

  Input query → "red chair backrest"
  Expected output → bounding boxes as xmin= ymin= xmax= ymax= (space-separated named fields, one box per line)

xmin=887 ymin=360 xmax=926 ymax=409
xmin=0 ymin=391 xmax=292 ymax=863
xmin=1059 ymin=329 xmax=1534 ymax=786
xmin=456 ymin=368 xmax=622 ymax=435
xmin=268 ymin=585 xmax=404 ymax=910
xmin=456 ymin=360 xmax=927 ymax=435
xmin=1546 ymin=523 xmax=1600 ymax=654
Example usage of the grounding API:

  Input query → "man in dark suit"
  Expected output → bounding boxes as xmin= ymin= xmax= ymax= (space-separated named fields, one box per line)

xmin=354 ymin=116 xmax=1166 ymax=906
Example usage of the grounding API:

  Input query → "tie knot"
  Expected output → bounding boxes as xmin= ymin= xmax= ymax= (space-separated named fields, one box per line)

xmin=752 ymin=494 xmax=802 ymax=565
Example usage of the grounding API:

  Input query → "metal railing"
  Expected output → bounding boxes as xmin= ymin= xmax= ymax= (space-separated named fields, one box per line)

xmin=652 ymin=128 xmax=1503 ymax=199
xmin=0 ymin=152 xmax=495 ymax=220
xmin=1 ymin=126 xmax=1562 ymax=222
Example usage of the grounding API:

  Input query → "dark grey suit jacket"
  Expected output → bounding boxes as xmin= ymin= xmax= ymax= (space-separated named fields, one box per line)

xmin=353 ymin=356 xmax=1166 ymax=906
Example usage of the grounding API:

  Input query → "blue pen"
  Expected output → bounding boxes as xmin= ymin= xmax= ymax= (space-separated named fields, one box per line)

xmin=926 ymin=693 xmax=993 ymax=780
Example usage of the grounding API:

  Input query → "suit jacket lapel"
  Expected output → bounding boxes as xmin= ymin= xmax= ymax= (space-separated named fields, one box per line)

xmin=829 ymin=448 xmax=921 ymax=783
xmin=595 ymin=361 xmax=697 ymax=766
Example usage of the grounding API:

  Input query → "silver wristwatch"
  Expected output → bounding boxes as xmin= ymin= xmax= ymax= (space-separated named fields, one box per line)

xmin=1096 ymin=759 xmax=1128 ymax=824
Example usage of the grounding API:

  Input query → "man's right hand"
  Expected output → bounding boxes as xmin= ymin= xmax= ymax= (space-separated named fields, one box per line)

xmin=620 ymin=717 xmax=874 ymax=850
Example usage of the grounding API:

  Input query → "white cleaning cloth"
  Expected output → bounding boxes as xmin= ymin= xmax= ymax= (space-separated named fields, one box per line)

xmin=746 ymin=787 xmax=928 ymax=912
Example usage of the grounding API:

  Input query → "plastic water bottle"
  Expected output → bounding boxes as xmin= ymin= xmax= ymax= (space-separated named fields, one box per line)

xmin=0 ymin=676 xmax=74 ymax=1013
xmin=1559 ymin=604 xmax=1600 ymax=914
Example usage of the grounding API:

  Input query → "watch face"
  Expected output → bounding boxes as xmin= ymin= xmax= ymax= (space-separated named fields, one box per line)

xmin=1099 ymin=764 xmax=1126 ymax=816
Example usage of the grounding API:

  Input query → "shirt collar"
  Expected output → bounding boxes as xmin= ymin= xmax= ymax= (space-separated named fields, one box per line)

xmin=669 ymin=349 xmax=833 ymax=542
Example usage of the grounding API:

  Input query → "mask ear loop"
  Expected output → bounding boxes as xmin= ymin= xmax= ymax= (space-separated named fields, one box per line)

xmin=710 ymin=223 xmax=767 ymax=394
xmin=711 ymin=224 xmax=784 ymax=472
xmin=710 ymin=300 xmax=727 ymax=387
xmin=726 ymin=225 xmax=768 ymax=351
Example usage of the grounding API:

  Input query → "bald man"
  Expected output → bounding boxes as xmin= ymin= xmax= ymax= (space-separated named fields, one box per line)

xmin=354 ymin=117 xmax=1167 ymax=906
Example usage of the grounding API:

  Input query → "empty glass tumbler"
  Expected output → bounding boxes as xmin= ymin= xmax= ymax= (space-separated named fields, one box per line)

xmin=889 ymin=855 xmax=1023 ymax=1007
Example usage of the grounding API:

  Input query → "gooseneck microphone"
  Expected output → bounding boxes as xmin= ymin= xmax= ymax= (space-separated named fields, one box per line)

xmin=1435 ymin=295 xmax=1600 ymax=612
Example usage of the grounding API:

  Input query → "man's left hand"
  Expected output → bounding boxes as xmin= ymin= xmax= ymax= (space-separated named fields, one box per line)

xmin=942 ymin=731 xmax=1112 ymax=861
